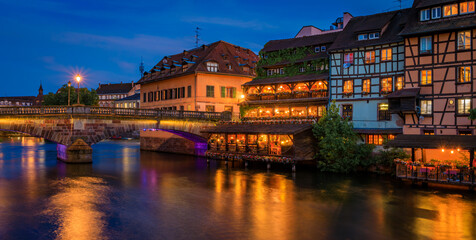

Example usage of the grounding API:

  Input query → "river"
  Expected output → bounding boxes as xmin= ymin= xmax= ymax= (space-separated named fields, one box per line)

xmin=0 ymin=137 xmax=475 ymax=240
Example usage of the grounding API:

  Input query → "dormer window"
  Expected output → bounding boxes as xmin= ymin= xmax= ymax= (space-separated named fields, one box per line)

xmin=206 ymin=62 xmax=218 ymax=72
xmin=314 ymin=47 xmax=320 ymax=53
xmin=443 ymin=4 xmax=458 ymax=17
xmin=432 ymin=7 xmax=442 ymax=19
xmin=420 ymin=9 xmax=430 ymax=21
xmin=460 ymin=1 xmax=475 ymax=14
xmin=358 ymin=34 xmax=368 ymax=41
xmin=321 ymin=46 xmax=326 ymax=52
xmin=369 ymin=32 xmax=380 ymax=39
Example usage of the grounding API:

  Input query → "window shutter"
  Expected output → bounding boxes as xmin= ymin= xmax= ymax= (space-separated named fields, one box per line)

xmin=221 ymin=87 xmax=225 ymax=98
xmin=232 ymin=88 xmax=236 ymax=98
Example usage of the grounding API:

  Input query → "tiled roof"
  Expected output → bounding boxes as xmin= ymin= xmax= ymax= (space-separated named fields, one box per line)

xmin=96 ymin=83 xmax=134 ymax=94
xmin=201 ymin=123 xmax=312 ymax=134
xmin=329 ymin=9 xmax=411 ymax=51
xmin=0 ymin=96 xmax=36 ymax=101
xmin=115 ymin=93 xmax=140 ymax=102
xmin=388 ymin=134 xmax=476 ymax=149
xmin=137 ymin=41 xmax=259 ymax=85
xmin=387 ymin=88 xmax=420 ymax=98
xmin=400 ymin=5 xmax=476 ymax=36
xmin=414 ymin=0 xmax=457 ymax=9
xmin=261 ymin=32 xmax=340 ymax=52
xmin=243 ymin=73 xmax=328 ymax=86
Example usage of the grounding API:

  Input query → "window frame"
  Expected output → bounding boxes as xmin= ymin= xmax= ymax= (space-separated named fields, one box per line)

xmin=378 ymin=103 xmax=391 ymax=121
xmin=344 ymin=53 xmax=354 ymax=64
xmin=420 ymin=70 xmax=433 ymax=85
xmin=458 ymin=66 xmax=472 ymax=83
xmin=432 ymin=7 xmax=442 ymax=19
xmin=443 ymin=4 xmax=458 ymax=17
xmin=206 ymin=85 xmax=215 ymax=98
xmin=365 ymin=51 xmax=376 ymax=64
xmin=457 ymin=98 xmax=472 ymax=115
xmin=380 ymin=77 xmax=393 ymax=93
xmin=419 ymin=36 xmax=433 ymax=55
xmin=206 ymin=61 xmax=219 ymax=72
xmin=420 ymin=99 xmax=433 ymax=116
xmin=381 ymin=48 xmax=393 ymax=61
xmin=342 ymin=104 xmax=353 ymax=120
xmin=314 ymin=46 xmax=320 ymax=53
xmin=420 ymin=8 xmax=430 ymax=21
xmin=396 ymin=76 xmax=404 ymax=91
xmin=457 ymin=30 xmax=472 ymax=51
xmin=343 ymin=80 xmax=354 ymax=95
xmin=362 ymin=79 xmax=371 ymax=95
xmin=460 ymin=1 xmax=475 ymax=15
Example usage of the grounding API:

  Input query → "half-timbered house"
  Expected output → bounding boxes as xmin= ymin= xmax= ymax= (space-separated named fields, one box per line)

xmin=329 ymin=9 xmax=410 ymax=146
xmin=389 ymin=0 xmax=476 ymax=170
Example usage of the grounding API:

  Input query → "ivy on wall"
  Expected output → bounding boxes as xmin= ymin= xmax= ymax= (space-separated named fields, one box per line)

xmin=255 ymin=47 xmax=329 ymax=79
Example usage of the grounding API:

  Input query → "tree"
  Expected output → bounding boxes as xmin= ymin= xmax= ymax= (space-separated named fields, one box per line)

xmin=469 ymin=108 xmax=476 ymax=120
xmin=43 ymin=84 xmax=99 ymax=106
xmin=313 ymin=101 xmax=373 ymax=173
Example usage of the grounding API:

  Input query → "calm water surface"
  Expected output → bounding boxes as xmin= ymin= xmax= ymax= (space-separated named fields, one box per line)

xmin=0 ymin=137 xmax=475 ymax=240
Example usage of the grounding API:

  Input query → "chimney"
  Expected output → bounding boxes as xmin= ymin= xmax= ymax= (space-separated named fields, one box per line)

xmin=343 ymin=12 xmax=353 ymax=29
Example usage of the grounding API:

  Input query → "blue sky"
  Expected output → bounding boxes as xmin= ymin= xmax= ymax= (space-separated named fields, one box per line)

xmin=0 ymin=0 xmax=412 ymax=96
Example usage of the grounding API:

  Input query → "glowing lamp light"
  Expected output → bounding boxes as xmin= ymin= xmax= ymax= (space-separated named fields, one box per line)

xmin=451 ymin=150 xmax=454 ymax=154
xmin=442 ymin=149 xmax=445 ymax=152
xmin=75 ymin=75 xmax=81 ymax=82
xmin=240 ymin=94 xmax=245 ymax=99
xmin=457 ymin=148 xmax=460 ymax=152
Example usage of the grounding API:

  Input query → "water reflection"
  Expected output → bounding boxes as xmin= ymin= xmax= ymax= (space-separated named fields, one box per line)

xmin=0 ymin=138 xmax=476 ymax=239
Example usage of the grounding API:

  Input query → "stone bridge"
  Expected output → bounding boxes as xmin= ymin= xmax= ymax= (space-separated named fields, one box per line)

xmin=0 ymin=106 xmax=228 ymax=163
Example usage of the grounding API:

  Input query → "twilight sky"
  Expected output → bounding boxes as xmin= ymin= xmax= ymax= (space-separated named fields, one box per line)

xmin=0 ymin=0 xmax=412 ymax=96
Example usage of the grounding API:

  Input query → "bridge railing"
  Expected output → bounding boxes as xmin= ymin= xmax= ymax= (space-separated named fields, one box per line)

xmin=0 ymin=106 xmax=231 ymax=121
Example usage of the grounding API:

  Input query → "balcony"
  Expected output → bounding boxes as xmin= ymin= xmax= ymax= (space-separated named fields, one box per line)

xmin=245 ymin=91 xmax=328 ymax=102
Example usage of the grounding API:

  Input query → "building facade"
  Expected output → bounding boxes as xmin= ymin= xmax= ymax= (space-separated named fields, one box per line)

xmin=114 ymin=93 xmax=140 ymax=108
xmin=241 ymin=14 xmax=351 ymax=122
xmin=96 ymin=82 xmax=136 ymax=107
xmin=137 ymin=41 xmax=258 ymax=114
xmin=0 ymin=84 xmax=43 ymax=106
xmin=329 ymin=9 xmax=410 ymax=145
xmin=389 ymin=0 xmax=476 ymax=163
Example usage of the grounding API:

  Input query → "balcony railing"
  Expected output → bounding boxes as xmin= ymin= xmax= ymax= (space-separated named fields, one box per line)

xmin=246 ymin=91 xmax=328 ymax=101
xmin=396 ymin=163 xmax=475 ymax=186
xmin=0 ymin=106 xmax=231 ymax=121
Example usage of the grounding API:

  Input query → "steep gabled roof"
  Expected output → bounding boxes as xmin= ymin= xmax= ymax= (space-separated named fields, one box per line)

xmin=400 ymin=0 xmax=476 ymax=36
xmin=329 ymin=9 xmax=411 ymax=51
xmin=137 ymin=41 xmax=258 ymax=85
xmin=96 ymin=83 xmax=134 ymax=94
xmin=261 ymin=31 xmax=340 ymax=52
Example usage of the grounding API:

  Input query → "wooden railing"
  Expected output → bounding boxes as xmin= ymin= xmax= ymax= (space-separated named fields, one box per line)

xmin=396 ymin=163 xmax=475 ymax=186
xmin=0 ymin=106 xmax=231 ymax=121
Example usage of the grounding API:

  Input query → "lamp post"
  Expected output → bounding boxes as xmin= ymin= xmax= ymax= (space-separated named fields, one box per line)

xmin=67 ymin=80 xmax=71 ymax=106
xmin=75 ymin=75 xmax=81 ymax=105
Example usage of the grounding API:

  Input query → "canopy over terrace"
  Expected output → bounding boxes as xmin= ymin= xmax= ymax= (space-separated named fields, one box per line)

xmin=202 ymin=123 xmax=312 ymax=134
xmin=388 ymin=135 xmax=476 ymax=150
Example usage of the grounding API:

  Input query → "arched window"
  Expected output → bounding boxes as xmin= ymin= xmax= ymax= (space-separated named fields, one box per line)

xmin=247 ymin=87 xmax=259 ymax=94
xmin=276 ymin=84 xmax=291 ymax=93
xmin=310 ymin=81 xmax=327 ymax=91
xmin=206 ymin=62 xmax=218 ymax=72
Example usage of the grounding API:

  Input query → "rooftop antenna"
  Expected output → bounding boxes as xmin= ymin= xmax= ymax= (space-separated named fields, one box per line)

xmin=395 ymin=0 xmax=402 ymax=9
xmin=195 ymin=27 xmax=201 ymax=48
xmin=139 ymin=57 xmax=145 ymax=77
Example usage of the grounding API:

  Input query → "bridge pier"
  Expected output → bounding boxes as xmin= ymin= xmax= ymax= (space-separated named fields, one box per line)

xmin=57 ymin=139 xmax=93 ymax=163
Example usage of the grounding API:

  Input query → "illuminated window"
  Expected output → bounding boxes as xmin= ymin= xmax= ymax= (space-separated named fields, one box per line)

xmin=205 ymin=105 xmax=215 ymax=112
xmin=362 ymin=79 xmax=371 ymax=94
xmin=378 ymin=103 xmax=390 ymax=121
xmin=443 ymin=4 xmax=458 ymax=17
xmin=458 ymin=98 xmax=471 ymax=114
xmin=457 ymin=31 xmax=471 ymax=50
xmin=459 ymin=130 xmax=472 ymax=135
xmin=459 ymin=66 xmax=472 ymax=83
xmin=420 ymin=9 xmax=430 ymax=21
xmin=365 ymin=51 xmax=375 ymax=64
xmin=420 ymin=36 xmax=432 ymax=54
xmin=423 ymin=130 xmax=435 ymax=135
xmin=318 ymin=106 xmax=326 ymax=117
xmin=342 ymin=105 xmax=353 ymax=120
xmin=396 ymin=76 xmax=404 ymax=90
xmin=381 ymin=48 xmax=392 ymax=61
xmin=421 ymin=70 xmax=432 ymax=85
xmin=381 ymin=78 xmax=393 ymax=93
xmin=343 ymin=80 xmax=353 ymax=94
xmin=206 ymin=62 xmax=218 ymax=72
xmin=421 ymin=100 xmax=433 ymax=115
xmin=344 ymin=53 xmax=354 ymax=64
xmin=367 ymin=135 xmax=384 ymax=145
xmin=460 ymin=1 xmax=475 ymax=14
xmin=432 ymin=7 xmax=442 ymax=19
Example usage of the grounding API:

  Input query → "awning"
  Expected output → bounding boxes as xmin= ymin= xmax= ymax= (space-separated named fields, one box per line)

xmin=387 ymin=134 xmax=476 ymax=150
xmin=201 ymin=124 xmax=312 ymax=135
xmin=386 ymin=88 xmax=420 ymax=99
xmin=243 ymin=73 xmax=328 ymax=86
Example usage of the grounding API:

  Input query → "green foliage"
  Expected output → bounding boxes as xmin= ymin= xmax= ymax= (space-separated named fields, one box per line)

xmin=239 ymin=105 xmax=260 ymax=118
xmin=469 ymin=109 xmax=476 ymax=120
xmin=373 ymin=148 xmax=410 ymax=169
xmin=43 ymin=84 xmax=99 ymax=106
xmin=313 ymin=101 xmax=374 ymax=173
xmin=256 ymin=47 xmax=328 ymax=79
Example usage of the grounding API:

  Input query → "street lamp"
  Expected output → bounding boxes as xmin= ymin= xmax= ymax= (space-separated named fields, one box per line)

xmin=75 ymin=75 xmax=81 ymax=105
xmin=67 ymin=80 xmax=71 ymax=106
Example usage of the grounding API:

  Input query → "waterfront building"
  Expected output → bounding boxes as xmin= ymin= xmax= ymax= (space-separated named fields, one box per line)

xmin=240 ymin=13 xmax=352 ymax=122
xmin=137 ymin=41 xmax=258 ymax=115
xmin=96 ymin=82 xmax=136 ymax=107
xmin=203 ymin=15 xmax=352 ymax=166
xmin=114 ymin=93 xmax=140 ymax=108
xmin=329 ymin=9 xmax=410 ymax=146
xmin=389 ymin=0 xmax=476 ymax=172
xmin=0 ymin=84 xmax=43 ymax=106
